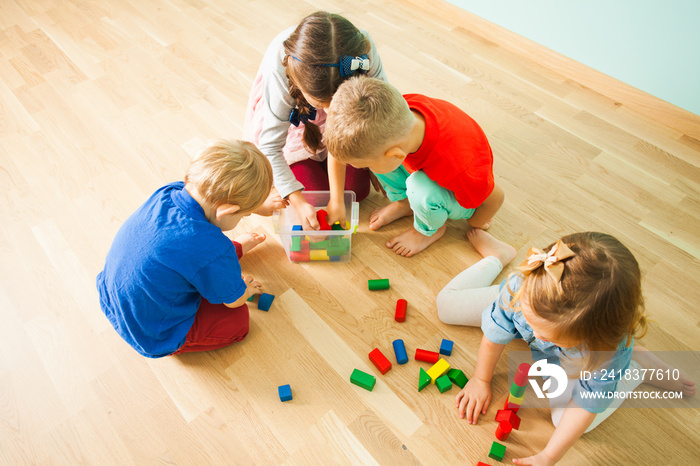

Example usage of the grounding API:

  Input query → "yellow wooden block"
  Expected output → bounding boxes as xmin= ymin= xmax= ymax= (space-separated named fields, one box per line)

xmin=508 ymin=392 xmax=525 ymax=406
xmin=426 ymin=358 xmax=451 ymax=384
xmin=309 ymin=249 xmax=329 ymax=261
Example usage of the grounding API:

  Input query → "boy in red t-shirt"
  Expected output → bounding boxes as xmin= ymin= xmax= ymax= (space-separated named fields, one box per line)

xmin=325 ymin=77 xmax=504 ymax=257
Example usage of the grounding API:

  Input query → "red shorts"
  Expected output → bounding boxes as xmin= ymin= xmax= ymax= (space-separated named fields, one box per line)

xmin=171 ymin=242 xmax=250 ymax=355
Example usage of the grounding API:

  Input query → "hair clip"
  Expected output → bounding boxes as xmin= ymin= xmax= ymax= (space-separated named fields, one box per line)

xmin=334 ymin=55 xmax=370 ymax=77
xmin=289 ymin=105 xmax=317 ymax=127
xmin=517 ymin=240 xmax=575 ymax=282
xmin=290 ymin=54 xmax=370 ymax=78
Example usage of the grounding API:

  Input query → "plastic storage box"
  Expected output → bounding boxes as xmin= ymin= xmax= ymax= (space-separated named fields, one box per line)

xmin=273 ymin=191 xmax=359 ymax=263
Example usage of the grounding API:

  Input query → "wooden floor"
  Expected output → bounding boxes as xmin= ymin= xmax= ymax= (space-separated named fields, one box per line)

xmin=1 ymin=0 xmax=699 ymax=464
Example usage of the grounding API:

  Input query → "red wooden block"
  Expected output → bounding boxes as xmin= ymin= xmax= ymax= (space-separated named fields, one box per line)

xmin=395 ymin=299 xmax=407 ymax=322
xmin=369 ymin=348 xmax=392 ymax=374
xmin=290 ymin=240 xmax=310 ymax=262
xmin=477 ymin=463 xmax=490 ymax=466
xmin=495 ymin=409 xmax=521 ymax=430
xmin=495 ymin=421 xmax=512 ymax=441
xmin=316 ymin=209 xmax=331 ymax=230
xmin=414 ymin=348 xmax=439 ymax=363
xmin=503 ymin=397 xmax=521 ymax=413
xmin=514 ymin=362 xmax=531 ymax=387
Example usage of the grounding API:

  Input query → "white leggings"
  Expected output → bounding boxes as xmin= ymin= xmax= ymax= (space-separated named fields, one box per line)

xmin=436 ymin=256 xmax=503 ymax=327
xmin=436 ymin=256 xmax=643 ymax=432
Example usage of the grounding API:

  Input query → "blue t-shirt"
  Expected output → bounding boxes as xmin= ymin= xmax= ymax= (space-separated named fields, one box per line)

xmin=96 ymin=182 xmax=247 ymax=358
xmin=481 ymin=274 xmax=633 ymax=413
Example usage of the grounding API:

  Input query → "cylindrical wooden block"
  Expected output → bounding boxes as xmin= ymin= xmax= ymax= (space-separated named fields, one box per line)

xmin=415 ymin=348 xmax=440 ymax=363
xmin=392 ymin=339 xmax=408 ymax=364
xmin=510 ymin=381 xmax=527 ymax=398
xmin=514 ymin=362 xmax=531 ymax=387
xmin=495 ymin=421 xmax=512 ymax=441
xmin=368 ymin=278 xmax=390 ymax=290
xmin=395 ymin=299 xmax=407 ymax=322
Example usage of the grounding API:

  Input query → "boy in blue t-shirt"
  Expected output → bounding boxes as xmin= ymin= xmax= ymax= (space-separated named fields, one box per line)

xmin=97 ymin=140 xmax=285 ymax=358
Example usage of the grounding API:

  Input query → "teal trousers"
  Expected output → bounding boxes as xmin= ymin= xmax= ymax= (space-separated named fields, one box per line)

xmin=376 ymin=166 xmax=475 ymax=236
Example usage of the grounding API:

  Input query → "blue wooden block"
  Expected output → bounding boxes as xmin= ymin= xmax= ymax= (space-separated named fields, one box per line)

xmin=278 ymin=384 xmax=292 ymax=402
xmin=292 ymin=225 xmax=303 ymax=231
xmin=258 ymin=293 xmax=275 ymax=311
xmin=392 ymin=339 xmax=409 ymax=364
xmin=440 ymin=339 xmax=454 ymax=356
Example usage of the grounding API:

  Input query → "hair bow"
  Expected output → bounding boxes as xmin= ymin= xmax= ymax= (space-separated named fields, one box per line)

xmin=289 ymin=105 xmax=317 ymax=127
xmin=517 ymin=239 xmax=576 ymax=282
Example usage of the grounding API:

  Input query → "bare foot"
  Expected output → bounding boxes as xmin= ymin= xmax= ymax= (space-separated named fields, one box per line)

xmin=633 ymin=346 xmax=696 ymax=397
xmin=369 ymin=198 xmax=413 ymax=231
xmin=235 ymin=232 xmax=266 ymax=255
xmin=466 ymin=228 xmax=517 ymax=267
xmin=387 ymin=225 xmax=446 ymax=257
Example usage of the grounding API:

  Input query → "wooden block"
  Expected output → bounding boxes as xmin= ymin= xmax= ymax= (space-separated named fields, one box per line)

xmin=257 ymin=293 xmax=275 ymax=312
xmin=435 ymin=375 xmax=452 ymax=393
xmin=414 ymin=348 xmax=439 ymax=363
xmin=489 ymin=441 xmax=506 ymax=461
xmin=508 ymin=392 xmax=525 ymax=406
xmin=495 ymin=420 xmax=512 ymax=440
xmin=418 ymin=367 xmax=430 ymax=392
xmin=368 ymin=278 xmax=390 ymax=290
xmin=495 ymin=409 xmax=521 ymax=430
xmin=510 ymin=381 xmax=527 ymax=398
xmin=350 ymin=369 xmax=376 ymax=391
xmin=439 ymin=338 xmax=453 ymax=356
xmin=392 ymin=339 xmax=408 ymax=364
xmin=278 ymin=384 xmax=292 ymax=402
xmin=447 ymin=368 xmax=468 ymax=388
xmin=309 ymin=249 xmax=330 ymax=261
xmin=291 ymin=235 xmax=301 ymax=252
xmin=426 ymin=358 xmax=451 ymax=383
xmin=290 ymin=240 xmax=310 ymax=262
xmin=369 ymin=348 xmax=392 ymax=374
xmin=514 ymin=362 xmax=531 ymax=387
xmin=504 ymin=397 xmax=521 ymax=413
xmin=316 ymin=209 xmax=331 ymax=230
xmin=395 ymin=298 xmax=407 ymax=322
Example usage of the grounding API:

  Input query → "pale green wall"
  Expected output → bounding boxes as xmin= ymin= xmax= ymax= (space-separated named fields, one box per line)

xmin=446 ymin=0 xmax=700 ymax=116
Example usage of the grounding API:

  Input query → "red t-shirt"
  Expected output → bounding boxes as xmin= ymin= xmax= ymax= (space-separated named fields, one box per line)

xmin=402 ymin=94 xmax=494 ymax=209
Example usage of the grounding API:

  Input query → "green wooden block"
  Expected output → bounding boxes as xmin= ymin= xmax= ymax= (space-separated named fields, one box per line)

xmin=350 ymin=369 xmax=376 ymax=391
xmin=329 ymin=236 xmax=350 ymax=254
xmin=436 ymin=375 xmax=452 ymax=393
xmin=447 ymin=368 xmax=468 ymax=389
xmin=309 ymin=239 xmax=332 ymax=250
xmin=510 ymin=381 xmax=527 ymax=398
xmin=489 ymin=441 xmax=506 ymax=461
xmin=331 ymin=223 xmax=345 ymax=230
xmin=291 ymin=236 xmax=301 ymax=252
xmin=418 ymin=367 xmax=431 ymax=392
xmin=368 ymin=279 xmax=390 ymax=290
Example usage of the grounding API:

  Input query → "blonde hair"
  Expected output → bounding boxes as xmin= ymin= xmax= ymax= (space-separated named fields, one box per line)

xmin=185 ymin=140 xmax=272 ymax=213
xmin=283 ymin=11 xmax=371 ymax=154
xmin=325 ymin=77 xmax=414 ymax=161
xmin=507 ymin=232 xmax=648 ymax=372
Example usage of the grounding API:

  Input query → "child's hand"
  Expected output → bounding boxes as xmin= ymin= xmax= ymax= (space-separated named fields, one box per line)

xmin=254 ymin=189 xmax=289 ymax=216
xmin=513 ymin=451 xmax=557 ymax=466
xmin=455 ymin=377 xmax=491 ymax=424
xmin=295 ymin=201 xmax=320 ymax=230
xmin=243 ymin=275 xmax=262 ymax=298
xmin=325 ymin=198 xmax=346 ymax=227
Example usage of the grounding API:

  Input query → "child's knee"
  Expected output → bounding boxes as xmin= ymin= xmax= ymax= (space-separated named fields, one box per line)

xmin=436 ymin=288 xmax=456 ymax=324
